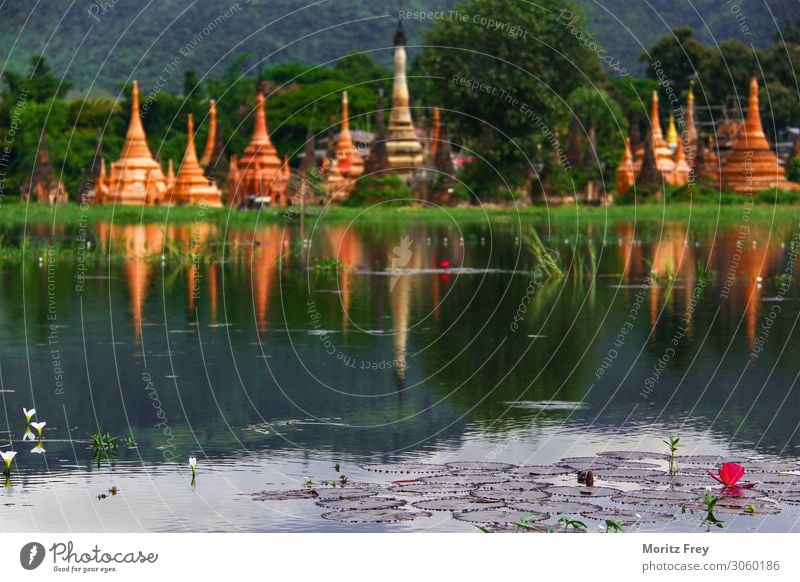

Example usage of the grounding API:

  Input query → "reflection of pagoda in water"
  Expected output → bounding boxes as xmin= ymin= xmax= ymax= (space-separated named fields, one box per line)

xmin=229 ymin=227 xmax=286 ymax=332
xmin=96 ymin=223 xmax=165 ymax=344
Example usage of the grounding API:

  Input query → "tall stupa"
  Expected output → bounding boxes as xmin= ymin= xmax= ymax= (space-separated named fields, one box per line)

xmin=719 ymin=75 xmax=798 ymax=193
xmin=335 ymin=91 xmax=365 ymax=180
xmin=170 ymin=114 xmax=223 ymax=207
xmin=105 ymin=80 xmax=168 ymax=205
xmin=227 ymin=89 xmax=289 ymax=206
xmin=386 ymin=19 xmax=423 ymax=177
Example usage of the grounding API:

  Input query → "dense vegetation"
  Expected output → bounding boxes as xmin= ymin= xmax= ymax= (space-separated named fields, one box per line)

xmin=1 ymin=0 xmax=799 ymax=204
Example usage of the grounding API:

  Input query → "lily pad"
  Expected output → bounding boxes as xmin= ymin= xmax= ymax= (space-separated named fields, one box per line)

xmin=611 ymin=490 xmax=694 ymax=505
xmin=644 ymin=474 xmax=710 ymax=487
xmin=509 ymin=465 xmax=571 ymax=477
xmin=321 ymin=509 xmax=431 ymax=523
xmin=597 ymin=451 xmax=669 ymax=461
xmin=388 ymin=482 xmax=473 ymax=495
xmin=445 ymin=461 xmax=516 ymax=472
xmin=472 ymin=485 xmax=550 ymax=503
xmin=509 ymin=500 xmax=602 ymax=514
xmin=675 ymin=455 xmax=742 ymax=466
xmin=316 ymin=498 xmax=406 ymax=510
xmin=248 ymin=489 xmax=318 ymax=501
xmin=582 ymin=509 xmax=675 ymax=524
xmin=361 ymin=463 xmax=448 ymax=474
xmin=596 ymin=468 xmax=663 ymax=482
xmin=559 ymin=458 xmax=619 ymax=471
xmin=617 ymin=461 xmax=663 ymax=469
xmin=756 ymin=482 xmax=800 ymax=494
xmin=412 ymin=497 xmax=506 ymax=512
xmin=542 ymin=485 xmax=621 ymax=498
xmin=773 ymin=492 xmax=800 ymax=505
xmin=453 ymin=509 xmax=549 ymax=525
xmin=686 ymin=497 xmax=781 ymax=515
xmin=421 ymin=474 xmax=509 ymax=486
xmin=314 ymin=487 xmax=377 ymax=501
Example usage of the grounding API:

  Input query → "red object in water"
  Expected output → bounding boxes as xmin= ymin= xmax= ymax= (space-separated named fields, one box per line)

xmin=439 ymin=260 xmax=451 ymax=268
xmin=707 ymin=462 xmax=753 ymax=488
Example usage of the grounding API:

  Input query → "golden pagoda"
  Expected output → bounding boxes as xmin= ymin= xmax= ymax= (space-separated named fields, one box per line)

xmin=719 ymin=76 xmax=798 ymax=193
xmin=667 ymin=113 xmax=679 ymax=150
xmin=685 ymin=80 xmax=698 ymax=142
xmin=170 ymin=114 xmax=223 ymax=207
xmin=672 ymin=137 xmax=690 ymax=185
xmin=166 ymin=159 xmax=176 ymax=190
xmin=200 ymin=99 xmax=218 ymax=167
xmin=199 ymin=99 xmax=229 ymax=188
xmin=431 ymin=106 xmax=441 ymax=161
xmin=386 ymin=19 xmax=423 ymax=177
xmin=323 ymin=154 xmax=347 ymax=200
xmin=227 ymin=89 xmax=288 ymax=206
xmin=105 ymin=80 xmax=168 ymax=205
xmin=615 ymin=137 xmax=635 ymax=194
xmin=335 ymin=91 xmax=364 ymax=182
xmin=634 ymin=91 xmax=674 ymax=175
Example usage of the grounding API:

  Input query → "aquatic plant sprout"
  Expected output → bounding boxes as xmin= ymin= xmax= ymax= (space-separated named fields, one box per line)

xmin=23 ymin=407 xmax=36 ymax=423
xmin=700 ymin=487 xmax=724 ymax=529
xmin=30 ymin=421 xmax=46 ymax=438
xmin=23 ymin=427 xmax=35 ymax=441
xmin=663 ymin=437 xmax=680 ymax=475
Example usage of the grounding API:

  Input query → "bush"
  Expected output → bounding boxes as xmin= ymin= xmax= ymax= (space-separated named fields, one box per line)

xmin=786 ymin=157 xmax=800 ymax=183
xmin=755 ymin=187 xmax=800 ymax=204
xmin=344 ymin=174 xmax=412 ymax=207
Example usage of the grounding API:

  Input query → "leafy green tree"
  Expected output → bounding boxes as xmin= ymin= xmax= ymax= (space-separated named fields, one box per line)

xmin=417 ymin=0 xmax=606 ymax=199
xmin=638 ymin=27 xmax=709 ymax=97
xmin=566 ymin=86 xmax=627 ymax=178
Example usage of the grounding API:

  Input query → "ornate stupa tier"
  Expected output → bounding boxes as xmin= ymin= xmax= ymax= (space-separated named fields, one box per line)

xmin=335 ymin=91 xmax=364 ymax=179
xmin=634 ymin=90 xmax=674 ymax=175
xmin=200 ymin=99 xmax=218 ymax=167
xmin=171 ymin=114 xmax=223 ymax=207
xmin=386 ymin=19 xmax=423 ymax=176
xmin=685 ymin=80 xmax=698 ymax=142
xmin=105 ymin=80 xmax=168 ymax=205
xmin=615 ymin=137 xmax=635 ymax=194
xmin=227 ymin=89 xmax=288 ymax=206
xmin=719 ymin=76 xmax=799 ymax=193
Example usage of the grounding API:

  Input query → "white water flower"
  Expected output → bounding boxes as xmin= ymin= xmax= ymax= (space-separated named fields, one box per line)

xmin=189 ymin=456 xmax=197 ymax=475
xmin=31 ymin=442 xmax=45 ymax=454
xmin=23 ymin=428 xmax=35 ymax=441
xmin=30 ymin=421 xmax=46 ymax=437
xmin=23 ymin=408 xmax=36 ymax=423
xmin=1 ymin=451 xmax=17 ymax=470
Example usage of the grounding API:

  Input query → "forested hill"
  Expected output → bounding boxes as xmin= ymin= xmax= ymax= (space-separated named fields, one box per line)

xmin=1 ymin=0 xmax=797 ymax=94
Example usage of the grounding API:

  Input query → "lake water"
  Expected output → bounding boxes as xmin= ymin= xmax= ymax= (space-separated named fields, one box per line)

xmin=1 ymin=216 xmax=799 ymax=532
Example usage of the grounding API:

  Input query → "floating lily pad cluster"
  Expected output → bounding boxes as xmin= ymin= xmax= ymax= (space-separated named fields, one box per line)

xmin=244 ymin=453 xmax=799 ymax=531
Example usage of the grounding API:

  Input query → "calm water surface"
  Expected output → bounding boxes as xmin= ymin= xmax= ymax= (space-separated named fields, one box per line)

xmin=1 ymin=216 xmax=799 ymax=532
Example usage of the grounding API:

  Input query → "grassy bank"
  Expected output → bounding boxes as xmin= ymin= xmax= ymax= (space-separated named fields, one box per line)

xmin=0 ymin=199 xmax=797 ymax=229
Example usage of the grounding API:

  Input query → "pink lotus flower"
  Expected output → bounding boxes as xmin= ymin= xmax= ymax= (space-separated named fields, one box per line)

xmin=707 ymin=462 xmax=753 ymax=489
